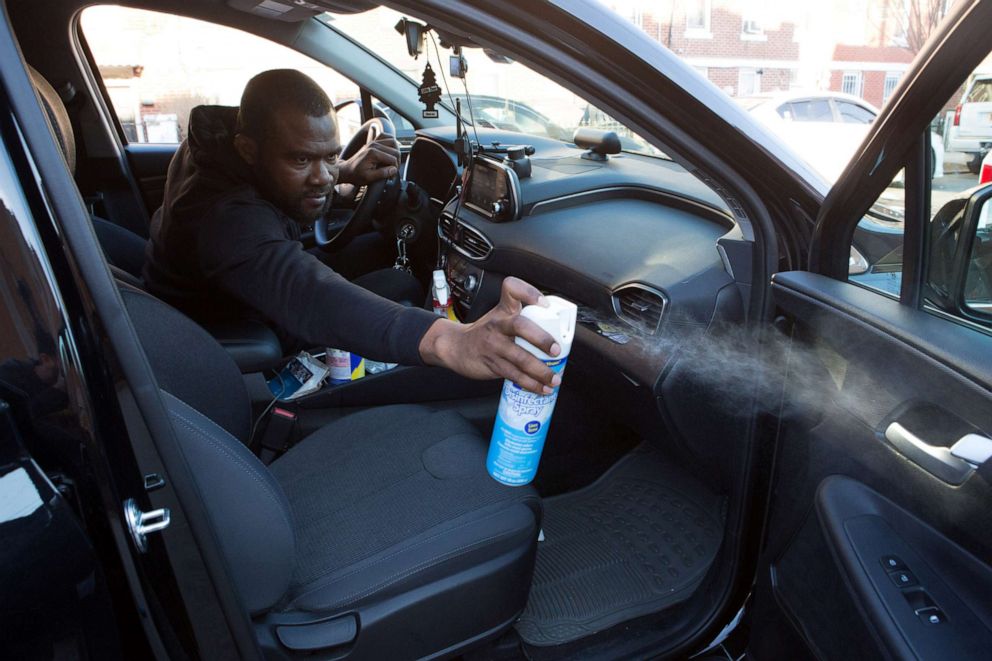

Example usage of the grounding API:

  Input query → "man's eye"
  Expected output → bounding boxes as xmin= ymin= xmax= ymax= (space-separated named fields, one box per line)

xmin=326 ymin=154 xmax=339 ymax=165
xmin=295 ymin=156 xmax=309 ymax=165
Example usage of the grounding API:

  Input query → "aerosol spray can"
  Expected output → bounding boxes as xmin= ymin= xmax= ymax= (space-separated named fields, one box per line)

xmin=432 ymin=269 xmax=458 ymax=321
xmin=487 ymin=296 xmax=577 ymax=486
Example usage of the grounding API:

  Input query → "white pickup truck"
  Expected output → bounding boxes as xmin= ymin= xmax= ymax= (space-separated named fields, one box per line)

xmin=945 ymin=73 xmax=992 ymax=173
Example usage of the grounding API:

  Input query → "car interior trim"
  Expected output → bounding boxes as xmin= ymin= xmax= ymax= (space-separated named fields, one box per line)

xmin=528 ymin=184 xmax=734 ymax=225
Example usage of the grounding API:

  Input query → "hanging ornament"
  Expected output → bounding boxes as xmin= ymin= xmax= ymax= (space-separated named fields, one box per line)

xmin=418 ymin=62 xmax=442 ymax=119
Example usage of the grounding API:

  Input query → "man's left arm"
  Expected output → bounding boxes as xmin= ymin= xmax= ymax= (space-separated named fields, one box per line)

xmin=336 ymin=135 xmax=399 ymax=198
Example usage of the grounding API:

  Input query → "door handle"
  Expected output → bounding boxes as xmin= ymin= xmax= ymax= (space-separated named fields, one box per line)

xmin=950 ymin=434 xmax=992 ymax=466
xmin=884 ymin=423 xmax=990 ymax=485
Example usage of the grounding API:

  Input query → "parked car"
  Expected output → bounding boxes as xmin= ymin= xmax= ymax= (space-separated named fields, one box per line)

xmin=466 ymin=95 xmax=571 ymax=140
xmin=3 ymin=1 xmax=992 ymax=660
xmin=741 ymin=91 xmax=945 ymax=181
xmin=944 ymin=73 xmax=992 ymax=173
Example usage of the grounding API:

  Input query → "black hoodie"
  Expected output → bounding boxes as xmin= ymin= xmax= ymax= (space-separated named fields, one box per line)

xmin=144 ymin=105 xmax=436 ymax=364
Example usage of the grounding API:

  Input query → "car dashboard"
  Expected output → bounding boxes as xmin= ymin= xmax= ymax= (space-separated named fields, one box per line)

xmin=406 ymin=127 xmax=743 ymax=388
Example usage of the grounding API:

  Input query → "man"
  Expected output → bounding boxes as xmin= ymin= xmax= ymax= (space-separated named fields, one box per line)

xmin=145 ymin=69 xmax=560 ymax=394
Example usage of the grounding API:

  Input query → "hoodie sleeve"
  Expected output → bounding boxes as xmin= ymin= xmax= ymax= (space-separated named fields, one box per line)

xmin=196 ymin=199 xmax=438 ymax=365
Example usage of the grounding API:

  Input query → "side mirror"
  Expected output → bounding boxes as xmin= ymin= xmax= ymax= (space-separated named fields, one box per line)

xmin=925 ymin=185 xmax=992 ymax=320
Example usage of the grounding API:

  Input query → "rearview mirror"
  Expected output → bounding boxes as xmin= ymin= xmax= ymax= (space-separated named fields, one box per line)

xmin=394 ymin=18 xmax=426 ymax=58
xmin=925 ymin=185 xmax=992 ymax=322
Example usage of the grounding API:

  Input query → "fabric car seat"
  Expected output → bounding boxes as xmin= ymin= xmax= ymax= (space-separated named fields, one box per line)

xmin=119 ymin=283 xmax=542 ymax=658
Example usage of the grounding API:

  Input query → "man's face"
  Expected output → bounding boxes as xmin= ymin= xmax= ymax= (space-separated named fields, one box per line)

xmin=248 ymin=108 xmax=342 ymax=224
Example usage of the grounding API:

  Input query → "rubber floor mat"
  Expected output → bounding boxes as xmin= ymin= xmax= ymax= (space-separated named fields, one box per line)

xmin=515 ymin=444 xmax=724 ymax=647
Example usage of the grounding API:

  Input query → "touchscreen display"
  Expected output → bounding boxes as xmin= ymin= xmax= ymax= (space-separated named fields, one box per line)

xmin=466 ymin=161 xmax=508 ymax=215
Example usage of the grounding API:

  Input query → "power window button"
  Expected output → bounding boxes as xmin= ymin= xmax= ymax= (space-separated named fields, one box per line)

xmin=888 ymin=570 xmax=918 ymax=588
xmin=916 ymin=607 xmax=945 ymax=625
xmin=880 ymin=555 xmax=906 ymax=571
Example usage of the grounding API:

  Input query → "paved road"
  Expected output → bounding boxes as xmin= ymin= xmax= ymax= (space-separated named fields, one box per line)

xmin=880 ymin=152 xmax=982 ymax=219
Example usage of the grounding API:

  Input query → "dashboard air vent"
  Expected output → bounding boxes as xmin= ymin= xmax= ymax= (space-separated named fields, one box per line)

xmin=438 ymin=214 xmax=493 ymax=260
xmin=612 ymin=284 xmax=667 ymax=334
xmin=439 ymin=213 xmax=457 ymax=242
xmin=459 ymin=225 xmax=493 ymax=259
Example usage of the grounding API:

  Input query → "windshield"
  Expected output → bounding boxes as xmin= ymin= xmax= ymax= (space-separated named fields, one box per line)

xmin=324 ymin=8 xmax=665 ymax=157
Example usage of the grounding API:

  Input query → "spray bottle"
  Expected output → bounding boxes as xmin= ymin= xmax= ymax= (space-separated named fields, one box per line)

xmin=487 ymin=295 xmax=577 ymax=486
xmin=431 ymin=269 xmax=458 ymax=321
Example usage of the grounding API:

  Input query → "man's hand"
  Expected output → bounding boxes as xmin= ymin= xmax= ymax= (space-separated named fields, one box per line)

xmin=418 ymin=277 xmax=562 ymax=395
xmin=338 ymin=135 xmax=399 ymax=185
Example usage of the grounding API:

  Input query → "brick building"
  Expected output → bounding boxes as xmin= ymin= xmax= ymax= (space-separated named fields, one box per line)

xmin=827 ymin=45 xmax=913 ymax=108
xmin=608 ymin=0 xmax=956 ymax=105
xmin=613 ymin=1 xmax=800 ymax=97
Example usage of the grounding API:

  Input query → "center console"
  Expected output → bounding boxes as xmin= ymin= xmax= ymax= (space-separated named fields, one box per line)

xmin=439 ymin=155 xmax=522 ymax=320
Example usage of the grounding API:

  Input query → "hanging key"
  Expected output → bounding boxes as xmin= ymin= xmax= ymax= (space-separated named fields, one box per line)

xmin=394 ymin=237 xmax=411 ymax=272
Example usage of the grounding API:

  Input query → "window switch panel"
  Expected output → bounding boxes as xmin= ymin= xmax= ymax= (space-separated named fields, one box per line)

xmin=903 ymin=588 xmax=935 ymax=612
xmin=888 ymin=569 xmax=919 ymax=588
xmin=915 ymin=607 xmax=946 ymax=625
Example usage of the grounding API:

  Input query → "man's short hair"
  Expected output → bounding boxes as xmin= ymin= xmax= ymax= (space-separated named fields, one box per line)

xmin=236 ymin=69 xmax=333 ymax=142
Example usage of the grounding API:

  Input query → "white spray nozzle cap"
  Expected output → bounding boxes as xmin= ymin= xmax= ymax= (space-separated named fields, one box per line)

xmin=516 ymin=295 xmax=577 ymax=360
xmin=432 ymin=270 xmax=449 ymax=305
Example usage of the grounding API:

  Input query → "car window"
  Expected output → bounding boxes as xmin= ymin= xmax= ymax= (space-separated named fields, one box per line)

xmin=966 ymin=79 xmax=992 ymax=103
xmin=79 ymin=6 xmax=360 ymax=144
xmin=836 ymin=101 xmax=875 ymax=124
xmin=787 ymin=99 xmax=833 ymax=122
xmin=325 ymin=8 xmax=664 ymax=157
xmin=850 ymin=55 xmax=992 ymax=331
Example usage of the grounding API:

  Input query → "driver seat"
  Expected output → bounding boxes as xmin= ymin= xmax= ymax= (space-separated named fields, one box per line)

xmin=119 ymin=282 xmax=541 ymax=657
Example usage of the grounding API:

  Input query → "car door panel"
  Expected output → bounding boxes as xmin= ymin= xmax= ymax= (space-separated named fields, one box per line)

xmin=817 ymin=478 xmax=992 ymax=659
xmin=749 ymin=272 xmax=992 ymax=660
xmin=124 ymin=143 xmax=177 ymax=216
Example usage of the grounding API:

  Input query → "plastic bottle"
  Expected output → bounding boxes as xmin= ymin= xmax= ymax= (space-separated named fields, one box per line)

xmin=431 ymin=269 xmax=458 ymax=321
xmin=486 ymin=295 xmax=577 ymax=486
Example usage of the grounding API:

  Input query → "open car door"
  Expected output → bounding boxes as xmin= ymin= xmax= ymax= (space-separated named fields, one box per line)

xmin=748 ymin=2 xmax=992 ymax=659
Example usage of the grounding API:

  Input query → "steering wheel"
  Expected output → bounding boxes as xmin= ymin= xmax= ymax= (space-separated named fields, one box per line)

xmin=314 ymin=117 xmax=398 ymax=249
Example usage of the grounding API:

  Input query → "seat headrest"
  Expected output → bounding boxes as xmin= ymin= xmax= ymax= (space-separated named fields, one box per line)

xmin=28 ymin=64 xmax=75 ymax=174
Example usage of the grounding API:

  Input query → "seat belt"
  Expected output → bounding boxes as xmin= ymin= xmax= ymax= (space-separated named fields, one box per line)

xmin=258 ymin=406 xmax=297 ymax=464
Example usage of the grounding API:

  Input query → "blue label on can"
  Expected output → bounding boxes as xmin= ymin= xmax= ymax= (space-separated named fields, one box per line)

xmin=487 ymin=356 xmax=567 ymax=486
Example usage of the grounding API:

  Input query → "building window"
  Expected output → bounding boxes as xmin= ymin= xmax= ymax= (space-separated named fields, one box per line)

xmin=686 ymin=0 xmax=711 ymax=34
xmin=613 ymin=1 xmax=643 ymax=28
xmin=841 ymin=71 xmax=863 ymax=98
xmin=742 ymin=18 xmax=762 ymax=35
xmin=883 ymin=72 xmax=900 ymax=104
xmin=739 ymin=68 xmax=762 ymax=96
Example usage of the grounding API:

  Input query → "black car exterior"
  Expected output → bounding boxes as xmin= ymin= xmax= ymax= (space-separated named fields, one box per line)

xmin=2 ymin=0 xmax=992 ymax=659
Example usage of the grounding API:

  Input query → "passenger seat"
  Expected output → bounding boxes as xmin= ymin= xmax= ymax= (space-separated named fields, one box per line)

xmin=119 ymin=282 xmax=541 ymax=657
